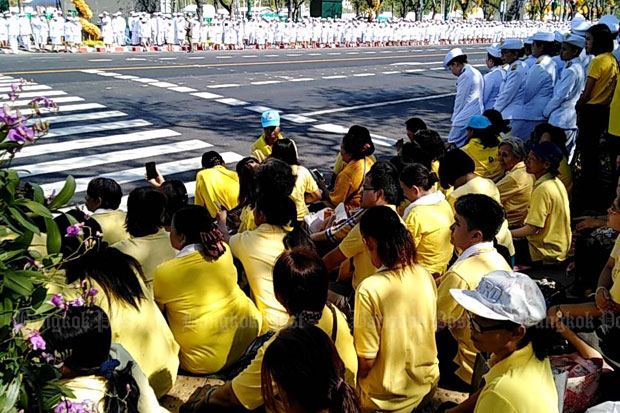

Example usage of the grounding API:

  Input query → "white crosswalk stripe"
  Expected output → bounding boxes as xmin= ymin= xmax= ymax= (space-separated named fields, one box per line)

xmin=45 ymin=119 xmax=152 ymax=138
xmin=27 ymin=110 xmax=126 ymax=125
xmin=0 ymin=84 xmax=51 ymax=93
xmin=0 ymin=90 xmax=67 ymax=100
xmin=12 ymin=96 xmax=85 ymax=108
xmin=19 ymin=103 xmax=105 ymax=116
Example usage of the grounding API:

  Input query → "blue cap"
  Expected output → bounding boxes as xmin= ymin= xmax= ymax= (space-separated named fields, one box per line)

xmin=530 ymin=142 xmax=563 ymax=168
xmin=465 ymin=115 xmax=492 ymax=130
xmin=261 ymin=110 xmax=280 ymax=128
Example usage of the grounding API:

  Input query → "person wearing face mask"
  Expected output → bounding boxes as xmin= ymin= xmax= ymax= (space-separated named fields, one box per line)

xmin=250 ymin=110 xmax=284 ymax=162
xmin=493 ymin=39 xmax=526 ymax=127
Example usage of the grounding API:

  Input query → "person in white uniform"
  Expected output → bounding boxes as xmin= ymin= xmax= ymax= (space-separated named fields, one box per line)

xmin=49 ymin=13 xmax=64 ymax=52
xmin=112 ymin=12 xmax=126 ymax=46
xmin=571 ymin=18 xmax=592 ymax=78
xmin=523 ymin=37 xmax=537 ymax=68
xmin=17 ymin=12 xmax=31 ymax=51
xmin=483 ymin=44 xmax=506 ymax=111
xmin=444 ymin=48 xmax=484 ymax=148
xmin=100 ymin=13 xmax=113 ymax=51
xmin=494 ymin=39 xmax=527 ymax=128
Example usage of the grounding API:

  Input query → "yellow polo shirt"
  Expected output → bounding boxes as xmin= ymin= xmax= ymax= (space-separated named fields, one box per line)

xmin=609 ymin=236 xmax=620 ymax=303
xmin=333 ymin=152 xmax=377 ymax=176
xmin=153 ymin=247 xmax=262 ymax=374
xmin=291 ymin=164 xmax=319 ymax=220
xmin=610 ymin=73 xmax=620 ymax=136
xmin=237 ymin=204 xmax=257 ymax=233
xmin=404 ymin=197 xmax=454 ymax=277
xmin=194 ymin=165 xmax=240 ymax=218
xmin=475 ymin=344 xmax=558 ymax=413
xmin=354 ymin=265 xmax=439 ymax=412
xmin=91 ymin=210 xmax=130 ymax=245
xmin=587 ymin=52 xmax=618 ymax=105
xmin=249 ymin=133 xmax=284 ymax=162
xmin=231 ymin=305 xmax=358 ymax=410
xmin=557 ymin=157 xmax=573 ymax=197
xmin=436 ymin=247 xmax=511 ymax=384
xmin=462 ymin=138 xmax=503 ymax=182
xmin=328 ymin=156 xmax=375 ymax=211
xmin=525 ymin=173 xmax=572 ymax=263
xmin=495 ymin=162 xmax=534 ymax=228
xmin=229 ymin=223 xmax=289 ymax=331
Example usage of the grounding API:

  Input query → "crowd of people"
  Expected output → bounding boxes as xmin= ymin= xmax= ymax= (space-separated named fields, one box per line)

xmin=0 ymin=10 xmax=570 ymax=53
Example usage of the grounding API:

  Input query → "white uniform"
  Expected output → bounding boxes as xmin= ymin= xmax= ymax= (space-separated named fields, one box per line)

xmin=449 ymin=64 xmax=484 ymax=147
xmin=18 ymin=14 xmax=31 ymax=51
xmin=482 ymin=65 xmax=506 ymax=111
xmin=101 ymin=15 xmax=113 ymax=45
xmin=494 ymin=60 xmax=527 ymax=122
xmin=112 ymin=15 xmax=126 ymax=45
xmin=49 ymin=16 xmax=64 ymax=47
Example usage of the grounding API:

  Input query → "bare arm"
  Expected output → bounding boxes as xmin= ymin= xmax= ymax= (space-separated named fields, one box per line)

xmin=510 ymin=224 xmax=540 ymax=239
xmin=358 ymin=356 xmax=376 ymax=379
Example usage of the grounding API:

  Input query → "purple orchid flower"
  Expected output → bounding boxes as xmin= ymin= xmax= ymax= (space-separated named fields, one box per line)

xmin=28 ymin=330 xmax=46 ymax=351
xmin=65 ymin=224 xmax=84 ymax=237
xmin=7 ymin=125 xmax=35 ymax=144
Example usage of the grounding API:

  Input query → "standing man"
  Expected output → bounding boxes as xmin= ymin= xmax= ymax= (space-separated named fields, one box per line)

xmin=483 ymin=44 xmax=506 ymax=110
xmin=112 ymin=12 xmax=126 ymax=46
xmin=17 ymin=12 xmax=32 ymax=52
xmin=494 ymin=39 xmax=527 ymax=130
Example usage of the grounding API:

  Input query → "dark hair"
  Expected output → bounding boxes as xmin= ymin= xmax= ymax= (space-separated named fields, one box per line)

xmin=125 ymin=187 xmax=166 ymax=237
xmin=201 ymin=151 xmax=225 ymax=168
xmin=236 ymin=157 xmax=260 ymax=207
xmin=454 ymin=194 xmax=505 ymax=241
xmin=405 ymin=117 xmax=427 ymax=134
xmin=341 ymin=125 xmax=375 ymax=160
xmin=55 ymin=209 xmax=104 ymax=260
xmin=271 ymin=138 xmax=300 ymax=165
xmin=262 ymin=326 xmax=361 ymax=413
xmin=366 ymin=161 xmax=400 ymax=205
xmin=483 ymin=109 xmax=512 ymax=135
xmin=399 ymin=141 xmax=432 ymax=170
xmin=400 ymin=163 xmax=439 ymax=191
xmin=255 ymin=195 xmax=313 ymax=249
xmin=448 ymin=54 xmax=468 ymax=66
xmin=487 ymin=53 xmax=504 ymax=66
xmin=412 ymin=129 xmax=446 ymax=162
xmin=360 ymin=206 xmax=416 ymax=268
xmin=532 ymin=40 xmax=555 ymax=56
xmin=257 ymin=158 xmax=296 ymax=198
xmin=273 ymin=247 xmax=328 ymax=320
xmin=468 ymin=126 xmax=500 ymax=149
xmin=42 ymin=306 xmax=140 ymax=413
xmin=587 ymin=24 xmax=614 ymax=55
xmin=172 ymin=205 xmax=226 ymax=259
xmin=438 ymin=149 xmax=475 ymax=189
xmin=86 ymin=178 xmax=122 ymax=210
xmin=530 ymin=122 xmax=569 ymax=158
xmin=159 ymin=180 xmax=189 ymax=227
xmin=499 ymin=320 xmax=555 ymax=361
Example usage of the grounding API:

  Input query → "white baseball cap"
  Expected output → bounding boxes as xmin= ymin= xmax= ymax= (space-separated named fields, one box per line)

xmin=450 ymin=270 xmax=547 ymax=327
xmin=443 ymin=48 xmax=465 ymax=69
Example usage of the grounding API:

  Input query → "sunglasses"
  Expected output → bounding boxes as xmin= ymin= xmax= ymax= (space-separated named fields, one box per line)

xmin=467 ymin=312 xmax=511 ymax=334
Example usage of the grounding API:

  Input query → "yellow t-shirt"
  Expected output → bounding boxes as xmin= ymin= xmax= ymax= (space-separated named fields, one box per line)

xmin=403 ymin=197 xmax=454 ymax=277
xmin=557 ymin=157 xmax=573 ymax=197
xmin=462 ymin=138 xmax=503 ymax=183
xmin=495 ymin=162 xmax=534 ymax=228
xmin=194 ymin=165 xmax=240 ymax=218
xmin=229 ymin=223 xmax=289 ymax=331
xmin=290 ymin=164 xmax=319 ymax=220
xmin=111 ymin=228 xmax=177 ymax=291
xmin=328 ymin=156 xmax=375 ymax=211
xmin=609 ymin=71 xmax=620 ymax=136
xmin=525 ymin=173 xmax=572 ymax=263
xmin=333 ymin=152 xmax=377 ymax=176
xmin=91 ymin=210 xmax=130 ymax=245
xmin=475 ymin=344 xmax=558 ymax=413
xmin=608 ymin=236 xmax=620 ymax=303
xmin=447 ymin=176 xmax=515 ymax=257
xmin=238 ymin=204 xmax=257 ymax=233
xmin=231 ymin=305 xmax=358 ymax=410
xmin=587 ymin=52 xmax=619 ymax=105
xmin=432 ymin=159 xmax=453 ymax=197
xmin=354 ymin=265 xmax=439 ymax=413
xmin=249 ymin=133 xmax=284 ymax=162
xmin=153 ymin=247 xmax=262 ymax=374
xmin=436 ymin=247 xmax=511 ymax=384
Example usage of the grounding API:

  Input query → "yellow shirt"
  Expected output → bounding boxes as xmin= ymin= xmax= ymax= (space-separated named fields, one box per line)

xmin=609 ymin=70 xmax=620 ymax=136
xmin=249 ymin=133 xmax=284 ymax=162
xmin=231 ymin=305 xmax=358 ymax=410
xmin=462 ymin=138 xmax=503 ymax=182
xmin=495 ymin=162 xmax=534 ymax=228
xmin=229 ymin=223 xmax=289 ymax=331
xmin=587 ymin=52 xmax=618 ymax=105
xmin=91 ymin=210 xmax=130 ymax=245
xmin=238 ymin=204 xmax=257 ymax=233
xmin=432 ymin=159 xmax=453 ymax=197
xmin=448 ymin=176 xmax=515 ymax=257
xmin=525 ymin=173 xmax=572 ymax=263
xmin=609 ymin=236 xmax=620 ymax=303
xmin=194 ymin=165 xmax=240 ymax=218
xmin=333 ymin=152 xmax=377 ymax=176
xmin=354 ymin=265 xmax=439 ymax=413
xmin=290 ymin=164 xmax=319 ymax=220
xmin=436 ymin=246 xmax=511 ymax=383
xmin=111 ymin=228 xmax=177 ymax=291
xmin=475 ymin=344 xmax=558 ymax=413
xmin=328 ymin=156 xmax=375 ymax=211
xmin=403 ymin=196 xmax=454 ymax=277
xmin=557 ymin=156 xmax=573 ymax=197
xmin=153 ymin=247 xmax=262 ymax=374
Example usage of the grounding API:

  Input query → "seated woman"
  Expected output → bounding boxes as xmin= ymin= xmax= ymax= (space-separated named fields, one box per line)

xmin=395 ymin=117 xmax=428 ymax=154
xmin=85 ymin=177 xmax=129 ymax=244
xmin=449 ymin=270 xmax=558 ymax=412
xmin=399 ymin=163 xmax=454 ymax=278
xmin=194 ymin=151 xmax=240 ymax=218
xmin=42 ymin=306 xmax=167 ymax=412
xmin=154 ymin=205 xmax=262 ymax=375
xmin=234 ymin=156 xmax=260 ymax=233
xmin=495 ymin=138 xmax=534 ymax=228
xmin=111 ymin=186 xmax=176 ymax=289
xmin=461 ymin=115 xmax=503 ymax=182
xmin=181 ymin=247 xmax=358 ymax=412
xmin=530 ymin=123 xmax=573 ymax=197
xmin=355 ymin=206 xmax=438 ymax=412
xmin=271 ymin=138 xmax=322 ymax=221
xmin=159 ymin=179 xmax=189 ymax=231
xmin=510 ymin=142 xmax=571 ymax=267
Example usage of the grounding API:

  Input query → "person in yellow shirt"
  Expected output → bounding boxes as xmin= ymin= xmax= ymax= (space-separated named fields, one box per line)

xmin=461 ymin=115 xmax=503 ymax=182
xmin=511 ymin=142 xmax=571 ymax=266
xmin=111 ymin=187 xmax=176 ymax=291
xmin=395 ymin=116 xmax=428 ymax=153
xmin=180 ymin=247 xmax=358 ymax=412
xmin=233 ymin=157 xmax=260 ymax=233
xmin=496 ymin=138 xmax=534 ymax=228
xmin=194 ymin=151 xmax=240 ymax=218
xmin=85 ymin=177 xmax=129 ymax=245
xmin=399 ymin=163 xmax=454 ymax=279
xmin=154 ymin=205 xmax=262 ymax=375
xmin=249 ymin=110 xmax=284 ymax=162
xmin=436 ymin=194 xmax=511 ymax=391
xmin=531 ymin=123 xmax=573 ymax=196
xmin=449 ymin=271 xmax=558 ymax=413
xmin=354 ymin=206 xmax=439 ymax=413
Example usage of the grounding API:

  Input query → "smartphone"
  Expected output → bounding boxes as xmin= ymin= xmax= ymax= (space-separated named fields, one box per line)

xmin=145 ymin=161 xmax=157 ymax=180
xmin=310 ymin=168 xmax=325 ymax=183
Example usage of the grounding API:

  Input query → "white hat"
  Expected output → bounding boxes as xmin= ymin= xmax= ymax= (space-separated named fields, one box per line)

xmin=486 ymin=44 xmax=501 ymax=58
xmin=443 ymin=48 xmax=465 ymax=69
xmin=450 ymin=271 xmax=547 ymax=327
xmin=501 ymin=38 xmax=523 ymax=50
xmin=524 ymin=37 xmax=533 ymax=45
xmin=600 ymin=14 xmax=620 ymax=34
xmin=554 ymin=30 xmax=565 ymax=43
xmin=571 ymin=19 xmax=591 ymax=36
xmin=564 ymin=33 xmax=586 ymax=48
xmin=532 ymin=31 xmax=555 ymax=42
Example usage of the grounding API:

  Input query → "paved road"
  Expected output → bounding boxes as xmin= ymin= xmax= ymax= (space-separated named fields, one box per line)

xmin=0 ymin=44 xmax=490 ymax=204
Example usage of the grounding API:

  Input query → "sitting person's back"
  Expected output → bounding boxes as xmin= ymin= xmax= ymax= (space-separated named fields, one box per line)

xmin=85 ymin=177 xmax=129 ymax=244
xmin=194 ymin=151 xmax=240 ymax=218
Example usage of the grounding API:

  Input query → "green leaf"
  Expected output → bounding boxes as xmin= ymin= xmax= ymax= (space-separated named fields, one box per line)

xmin=30 ymin=183 xmax=45 ymax=204
xmin=7 ymin=207 xmax=40 ymax=235
xmin=0 ymin=249 xmax=25 ymax=262
xmin=21 ymin=200 xmax=53 ymax=219
xmin=3 ymin=270 xmax=33 ymax=296
xmin=44 ymin=218 xmax=61 ymax=255
xmin=30 ymin=286 xmax=48 ymax=308
xmin=47 ymin=176 xmax=75 ymax=211
xmin=0 ymin=375 xmax=21 ymax=413
xmin=6 ymin=230 xmax=33 ymax=251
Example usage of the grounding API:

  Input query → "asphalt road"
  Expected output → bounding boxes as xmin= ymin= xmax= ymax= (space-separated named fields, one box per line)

xmin=0 ymin=44 xmax=490 ymax=204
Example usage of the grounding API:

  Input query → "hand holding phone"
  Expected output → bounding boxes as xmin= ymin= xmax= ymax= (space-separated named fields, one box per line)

xmin=145 ymin=162 xmax=157 ymax=180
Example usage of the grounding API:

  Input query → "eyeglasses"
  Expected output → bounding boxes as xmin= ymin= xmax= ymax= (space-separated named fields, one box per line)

xmin=467 ymin=312 xmax=511 ymax=334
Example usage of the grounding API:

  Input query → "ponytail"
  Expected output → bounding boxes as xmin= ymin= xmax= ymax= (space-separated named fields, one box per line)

xmin=171 ymin=206 xmax=227 ymax=260
xmin=400 ymin=163 xmax=438 ymax=191
xmin=103 ymin=362 xmax=140 ymax=413
xmin=328 ymin=378 xmax=362 ymax=413
xmin=255 ymin=195 xmax=314 ymax=250
xmin=199 ymin=223 xmax=227 ymax=259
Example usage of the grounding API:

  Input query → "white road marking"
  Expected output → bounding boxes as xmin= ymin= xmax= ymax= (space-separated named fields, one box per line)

xmin=346 ymin=52 xmax=359 ymax=54
xmin=242 ymin=55 xmax=258 ymax=58
xmin=245 ymin=105 xmax=274 ymax=113
xmin=308 ymin=53 xmax=322 ymax=56
xmin=207 ymin=84 xmax=240 ymax=88
xmin=287 ymin=53 xmax=301 ymax=56
xmin=188 ymin=57 xmax=205 ymax=60
xmin=11 ymin=96 xmax=83 ymax=107
xmin=382 ymin=71 xmax=401 ymax=74
xmin=191 ymin=92 xmax=223 ymax=99
xmin=430 ymin=67 xmax=444 ymax=71
xmin=126 ymin=58 xmax=147 ymax=61
xmin=0 ymin=84 xmax=51 ymax=92
xmin=95 ymin=72 xmax=121 ymax=77
xmin=115 ymin=75 xmax=140 ymax=79
xmin=390 ymin=61 xmax=443 ymax=66
xmin=353 ymin=73 xmax=375 ymax=77
xmin=28 ymin=110 xmax=126 ymax=125
xmin=131 ymin=78 xmax=159 ymax=83
xmin=216 ymin=98 xmax=248 ymax=106
xmin=1 ymin=90 xmax=67 ymax=100
xmin=322 ymin=75 xmax=347 ymax=79
xmin=168 ymin=86 xmax=198 ymax=92
xmin=216 ymin=56 xmax=232 ymax=59
xmin=250 ymin=80 xmax=282 ymax=85
xmin=159 ymin=57 xmax=177 ymax=60
xmin=289 ymin=78 xmax=313 ymax=82
xmin=281 ymin=114 xmax=316 ymax=124
xmin=151 ymin=81 xmax=178 ymax=87
xmin=44 ymin=119 xmax=152 ymax=138
xmin=405 ymin=69 xmax=425 ymax=73
xmin=312 ymin=123 xmax=395 ymax=147
xmin=19 ymin=103 xmax=105 ymax=116
xmin=88 ymin=59 xmax=112 ymax=62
